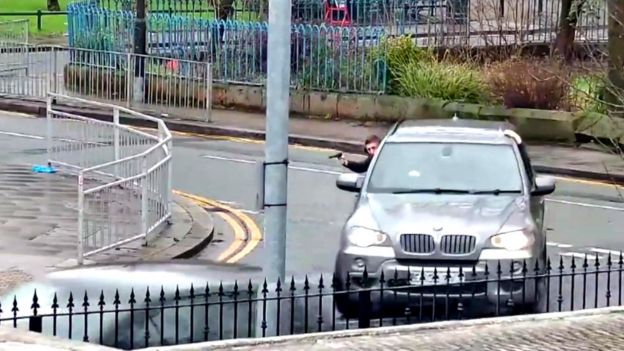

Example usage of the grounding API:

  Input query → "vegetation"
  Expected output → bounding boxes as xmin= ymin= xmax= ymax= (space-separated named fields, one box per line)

xmin=486 ymin=59 xmax=570 ymax=110
xmin=375 ymin=36 xmax=489 ymax=104
xmin=0 ymin=0 xmax=70 ymax=37
xmin=372 ymin=34 xmax=617 ymax=115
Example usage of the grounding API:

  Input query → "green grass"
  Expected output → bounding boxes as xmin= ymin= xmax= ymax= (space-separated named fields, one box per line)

xmin=0 ymin=0 xmax=71 ymax=39
xmin=0 ymin=0 xmax=260 ymax=42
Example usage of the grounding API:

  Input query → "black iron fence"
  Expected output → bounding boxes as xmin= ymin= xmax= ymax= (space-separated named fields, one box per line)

xmin=2 ymin=255 xmax=623 ymax=349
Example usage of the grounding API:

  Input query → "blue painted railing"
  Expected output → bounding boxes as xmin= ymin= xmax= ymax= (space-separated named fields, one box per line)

xmin=67 ymin=2 xmax=388 ymax=93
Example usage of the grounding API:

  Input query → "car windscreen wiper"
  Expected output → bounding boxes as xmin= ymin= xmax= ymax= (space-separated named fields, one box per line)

xmin=391 ymin=188 xmax=472 ymax=194
xmin=470 ymin=189 xmax=522 ymax=195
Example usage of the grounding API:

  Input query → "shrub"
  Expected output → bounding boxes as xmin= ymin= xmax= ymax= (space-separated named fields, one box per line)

xmin=570 ymin=74 xmax=608 ymax=114
xmin=372 ymin=35 xmax=437 ymax=94
xmin=486 ymin=59 xmax=569 ymax=110
xmin=394 ymin=60 xmax=490 ymax=103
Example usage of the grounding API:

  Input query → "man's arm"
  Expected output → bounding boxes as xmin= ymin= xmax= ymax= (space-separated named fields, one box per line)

xmin=342 ymin=158 xmax=370 ymax=173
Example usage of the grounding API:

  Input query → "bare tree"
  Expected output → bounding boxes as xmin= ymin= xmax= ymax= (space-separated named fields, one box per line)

xmin=210 ymin=0 xmax=234 ymax=20
xmin=554 ymin=0 xmax=587 ymax=62
xmin=606 ymin=0 xmax=624 ymax=116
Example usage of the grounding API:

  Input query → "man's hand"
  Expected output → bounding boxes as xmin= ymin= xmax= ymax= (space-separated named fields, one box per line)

xmin=340 ymin=155 xmax=348 ymax=166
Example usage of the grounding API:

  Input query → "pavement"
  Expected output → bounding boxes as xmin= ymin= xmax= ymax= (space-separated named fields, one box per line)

xmin=0 ymin=140 xmax=215 ymax=297
xmin=154 ymin=306 xmax=624 ymax=351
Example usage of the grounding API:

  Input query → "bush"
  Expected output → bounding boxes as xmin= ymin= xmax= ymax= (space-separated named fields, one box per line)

xmin=372 ymin=36 xmax=488 ymax=102
xmin=570 ymin=74 xmax=608 ymax=114
xmin=394 ymin=60 xmax=490 ymax=103
xmin=372 ymin=36 xmax=437 ymax=94
xmin=486 ymin=59 xmax=569 ymax=110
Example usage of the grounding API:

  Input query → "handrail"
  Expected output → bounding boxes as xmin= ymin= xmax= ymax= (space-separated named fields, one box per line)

xmin=45 ymin=93 xmax=173 ymax=265
xmin=48 ymin=92 xmax=172 ymax=137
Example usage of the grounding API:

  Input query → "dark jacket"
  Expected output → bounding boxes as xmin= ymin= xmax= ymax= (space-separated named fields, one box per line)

xmin=344 ymin=155 xmax=372 ymax=173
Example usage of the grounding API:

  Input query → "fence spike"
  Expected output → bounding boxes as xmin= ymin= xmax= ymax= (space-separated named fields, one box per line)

xmin=98 ymin=291 xmax=105 ymax=308
xmin=67 ymin=292 xmax=75 ymax=309
xmin=145 ymin=287 xmax=151 ymax=304
xmin=31 ymin=290 xmax=40 ymax=315
xmin=82 ymin=291 xmax=90 ymax=309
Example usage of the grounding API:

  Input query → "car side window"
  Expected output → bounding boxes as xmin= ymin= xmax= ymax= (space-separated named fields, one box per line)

xmin=518 ymin=143 xmax=535 ymax=188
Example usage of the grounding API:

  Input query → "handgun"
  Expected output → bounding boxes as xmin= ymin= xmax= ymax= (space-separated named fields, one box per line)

xmin=328 ymin=152 xmax=343 ymax=159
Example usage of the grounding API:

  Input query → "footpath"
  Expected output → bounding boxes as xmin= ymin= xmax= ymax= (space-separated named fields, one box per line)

xmin=152 ymin=306 xmax=624 ymax=351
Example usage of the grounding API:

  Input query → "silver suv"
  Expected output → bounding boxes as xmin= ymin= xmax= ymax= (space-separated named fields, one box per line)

xmin=333 ymin=119 xmax=556 ymax=317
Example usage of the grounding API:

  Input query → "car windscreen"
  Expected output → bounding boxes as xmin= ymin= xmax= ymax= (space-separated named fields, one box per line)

xmin=366 ymin=142 xmax=523 ymax=194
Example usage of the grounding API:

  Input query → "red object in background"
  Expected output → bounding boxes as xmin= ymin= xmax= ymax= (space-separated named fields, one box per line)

xmin=165 ymin=60 xmax=180 ymax=71
xmin=324 ymin=0 xmax=351 ymax=26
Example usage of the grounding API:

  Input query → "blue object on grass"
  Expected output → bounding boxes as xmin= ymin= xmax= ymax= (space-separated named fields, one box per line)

xmin=32 ymin=164 xmax=56 ymax=173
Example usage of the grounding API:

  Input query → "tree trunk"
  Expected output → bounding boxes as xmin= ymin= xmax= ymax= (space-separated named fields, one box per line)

xmin=211 ymin=0 xmax=234 ymax=21
xmin=47 ymin=0 xmax=61 ymax=11
xmin=258 ymin=0 xmax=269 ymax=21
xmin=607 ymin=0 xmax=624 ymax=117
xmin=553 ymin=0 xmax=585 ymax=62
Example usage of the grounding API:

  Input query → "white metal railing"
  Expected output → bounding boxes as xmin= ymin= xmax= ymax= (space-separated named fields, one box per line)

xmin=46 ymin=92 xmax=173 ymax=264
xmin=0 ymin=20 xmax=30 ymax=77
xmin=0 ymin=45 xmax=212 ymax=122
xmin=0 ymin=19 xmax=29 ymax=45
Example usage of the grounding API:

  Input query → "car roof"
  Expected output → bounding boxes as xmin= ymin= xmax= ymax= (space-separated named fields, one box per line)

xmin=386 ymin=118 xmax=519 ymax=144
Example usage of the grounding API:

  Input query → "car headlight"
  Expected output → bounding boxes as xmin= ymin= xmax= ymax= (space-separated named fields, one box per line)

xmin=347 ymin=227 xmax=388 ymax=247
xmin=490 ymin=230 xmax=534 ymax=251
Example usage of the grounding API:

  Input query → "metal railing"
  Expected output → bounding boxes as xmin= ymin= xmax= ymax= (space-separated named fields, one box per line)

xmin=45 ymin=93 xmax=173 ymax=264
xmin=82 ymin=0 xmax=609 ymax=33
xmin=67 ymin=4 xmax=388 ymax=93
xmin=0 ymin=19 xmax=29 ymax=45
xmin=0 ymin=45 xmax=213 ymax=122
xmin=64 ymin=0 xmax=610 ymax=93
xmin=0 ymin=20 xmax=31 ymax=97
xmin=1 ymin=255 xmax=623 ymax=348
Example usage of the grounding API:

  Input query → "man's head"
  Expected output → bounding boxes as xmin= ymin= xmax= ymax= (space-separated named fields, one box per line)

xmin=364 ymin=135 xmax=381 ymax=157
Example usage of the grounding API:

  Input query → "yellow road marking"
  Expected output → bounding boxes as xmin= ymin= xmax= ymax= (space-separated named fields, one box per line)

xmin=173 ymin=190 xmax=262 ymax=263
xmin=552 ymin=175 xmax=624 ymax=189
xmin=214 ymin=211 xmax=247 ymax=262
xmin=225 ymin=213 xmax=263 ymax=264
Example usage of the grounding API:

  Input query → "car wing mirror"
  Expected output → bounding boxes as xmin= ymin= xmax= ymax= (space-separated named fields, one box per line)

xmin=336 ymin=173 xmax=363 ymax=192
xmin=532 ymin=175 xmax=556 ymax=196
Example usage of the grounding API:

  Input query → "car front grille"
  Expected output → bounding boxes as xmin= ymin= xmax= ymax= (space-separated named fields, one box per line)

xmin=400 ymin=234 xmax=435 ymax=254
xmin=440 ymin=235 xmax=477 ymax=254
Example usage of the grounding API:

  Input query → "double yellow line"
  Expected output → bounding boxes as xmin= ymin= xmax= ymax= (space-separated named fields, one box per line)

xmin=173 ymin=190 xmax=262 ymax=263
